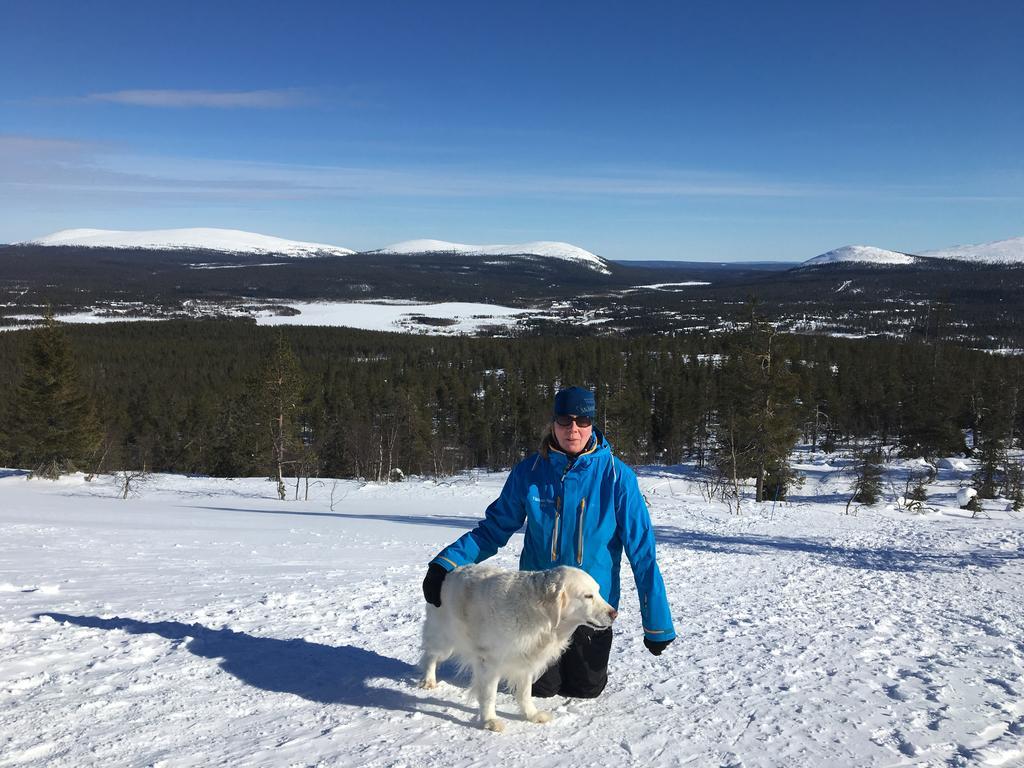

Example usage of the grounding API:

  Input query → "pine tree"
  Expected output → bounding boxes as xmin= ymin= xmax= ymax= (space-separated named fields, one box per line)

xmin=970 ymin=365 xmax=1015 ymax=499
xmin=1003 ymin=456 xmax=1024 ymax=512
xmin=898 ymin=342 xmax=967 ymax=459
xmin=972 ymin=437 xmax=1004 ymax=499
xmin=9 ymin=313 xmax=100 ymax=478
xmin=849 ymin=446 xmax=885 ymax=509
xmin=714 ymin=302 xmax=802 ymax=502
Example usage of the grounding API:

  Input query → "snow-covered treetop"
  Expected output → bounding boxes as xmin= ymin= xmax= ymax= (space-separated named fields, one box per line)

xmin=373 ymin=239 xmax=610 ymax=274
xmin=799 ymin=245 xmax=917 ymax=268
xmin=28 ymin=228 xmax=356 ymax=258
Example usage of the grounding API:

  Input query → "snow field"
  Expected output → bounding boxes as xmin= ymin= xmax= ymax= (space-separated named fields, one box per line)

xmin=1 ymin=458 xmax=1023 ymax=768
xmin=6 ymin=301 xmax=548 ymax=336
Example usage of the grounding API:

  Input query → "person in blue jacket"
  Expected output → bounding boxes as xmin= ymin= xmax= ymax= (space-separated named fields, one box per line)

xmin=422 ymin=385 xmax=675 ymax=699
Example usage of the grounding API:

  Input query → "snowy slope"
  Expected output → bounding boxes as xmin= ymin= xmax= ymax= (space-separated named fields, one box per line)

xmin=920 ymin=235 xmax=1024 ymax=265
xmin=28 ymin=228 xmax=356 ymax=257
xmin=373 ymin=239 xmax=611 ymax=274
xmin=799 ymin=245 xmax=917 ymax=268
xmin=1 ymin=455 xmax=1023 ymax=767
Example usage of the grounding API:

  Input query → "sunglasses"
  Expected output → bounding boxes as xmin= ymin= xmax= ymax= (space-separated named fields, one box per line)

xmin=554 ymin=414 xmax=593 ymax=428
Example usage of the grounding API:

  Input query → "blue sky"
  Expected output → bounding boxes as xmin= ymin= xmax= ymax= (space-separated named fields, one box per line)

xmin=2 ymin=1 xmax=1022 ymax=261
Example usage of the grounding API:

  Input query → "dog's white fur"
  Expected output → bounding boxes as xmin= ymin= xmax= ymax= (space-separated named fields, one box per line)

xmin=418 ymin=564 xmax=617 ymax=731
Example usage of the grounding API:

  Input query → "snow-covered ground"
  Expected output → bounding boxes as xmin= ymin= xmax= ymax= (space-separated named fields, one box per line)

xmin=2 ymin=455 xmax=1023 ymax=768
xmin=251 ymin=301 xmax=540 ymax=335
xmin=6 ymin=301 xmax=548 ymax=336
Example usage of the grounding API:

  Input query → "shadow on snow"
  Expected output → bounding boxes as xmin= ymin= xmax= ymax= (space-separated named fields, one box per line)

xmin=190 ymin=506 xmax=483 ymax=532
xmin=37 ymin=613 xmax=474 ymax=724
xmin=654 ymin=526 xmax=1023 ymax=573
xmin=189 ymin=507 xmax=1016 ymax=574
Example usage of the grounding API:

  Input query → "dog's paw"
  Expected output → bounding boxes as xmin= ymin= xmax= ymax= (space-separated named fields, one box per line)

xmin=483 ymin=718 xmax=506 ymax=733
xmin=418 ymin=678 xmax=437 ymax=690
xmin=528 ymin=710 xmax=553 ymax=724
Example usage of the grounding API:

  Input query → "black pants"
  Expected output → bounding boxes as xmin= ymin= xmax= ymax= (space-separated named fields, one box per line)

xmin=532 ymin=626 xmax=613 ymax=699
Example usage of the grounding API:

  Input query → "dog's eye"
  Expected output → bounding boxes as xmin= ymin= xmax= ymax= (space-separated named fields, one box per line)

xmin=584 ymin=594 xmax=594 ymax=599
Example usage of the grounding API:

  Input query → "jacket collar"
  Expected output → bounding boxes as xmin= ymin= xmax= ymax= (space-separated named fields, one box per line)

xmin=546 ymin=429 xmax=609 ymax=470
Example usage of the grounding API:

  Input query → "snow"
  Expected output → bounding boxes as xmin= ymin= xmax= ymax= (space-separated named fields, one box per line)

xmin=625 ymin=282 xmax=712 ymax=291
xmin=800 ymin=245 xmax=917 ymax=268
xmin=7 ymin=301 xmax=550 ymax=336
xmin=27 ymin=228 xmax=356 ymax=258
xmin=921 ymin=236 xmax=1024 ymax=266
xmin=957 ymin=487 xmax=978 ymax=508
xmin=800 ymin=237 xmax=1024 ymax=268
xmin=2 ymin=454 xmax=1023 ymax=767
xmin=252 ymin=300 xmax=541 ymax=335
xmin=374 ymin=239 xmax=611 ymax=274
xmin=939 ymin=458 xmax=971 ymax=472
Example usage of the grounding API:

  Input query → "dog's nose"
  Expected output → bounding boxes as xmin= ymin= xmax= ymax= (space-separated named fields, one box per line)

xmin=609 ymin=609 xmax=618 ymax=621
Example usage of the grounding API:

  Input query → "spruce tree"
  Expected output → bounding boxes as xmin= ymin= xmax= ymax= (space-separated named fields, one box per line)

xmin=9 ymin=313 xmax=100 ymax=478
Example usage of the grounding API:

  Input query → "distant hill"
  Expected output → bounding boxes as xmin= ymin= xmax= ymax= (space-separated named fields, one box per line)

xmin=799 ymin=245 xmax=918 ymax=268
xmin=28 ymin=228 xmax=356 ymax=258
xmin=370 ymin=239 xmax=610 ymax=274
xmin=920 ymin=236 xmax=1024 ymax=265
xmin=620 ymin=259 xmax=794 ymax=271
xmin=800 ymin=236 xmax=1024 ymax=268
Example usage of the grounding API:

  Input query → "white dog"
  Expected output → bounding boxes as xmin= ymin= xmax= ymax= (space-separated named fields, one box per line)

xmin=418 ymin=564 xmax=617 ymax=731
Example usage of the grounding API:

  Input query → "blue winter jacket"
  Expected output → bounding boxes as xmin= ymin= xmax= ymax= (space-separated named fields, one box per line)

xmin=431 ymin=431 xmax=676 ymax=642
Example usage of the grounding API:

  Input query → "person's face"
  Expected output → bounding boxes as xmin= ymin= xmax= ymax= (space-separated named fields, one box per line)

xmin=552 ymin=415 xmax=593 ymax=455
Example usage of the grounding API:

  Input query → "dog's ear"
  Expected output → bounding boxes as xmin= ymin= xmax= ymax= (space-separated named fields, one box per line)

xmin=544 ymin=586 xmax=567 ymax=628
xmin=543 ymin=571 xmax=569 ymax=628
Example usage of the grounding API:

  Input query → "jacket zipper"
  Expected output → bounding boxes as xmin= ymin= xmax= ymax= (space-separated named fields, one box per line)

xmin=553 ymin=458 xmax=574 ymax=562
xmin=576 ymin=497 xmax=587 ymax=565
xmin=551 ymin=496 xmax=562 ymax=561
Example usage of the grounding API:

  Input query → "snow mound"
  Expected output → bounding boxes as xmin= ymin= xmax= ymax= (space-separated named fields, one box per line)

xmin=373 ymin=239 xmax=610 ymax=273
xmin=920 ymin=235 xmax=1024 ymax=265
xmin=28 ymin=228 xmax=355 ymax=258
xmin=800 ymin=245 xmax=917 ymax=268
xmin=957 ymin=487 xmax=978 ymax=507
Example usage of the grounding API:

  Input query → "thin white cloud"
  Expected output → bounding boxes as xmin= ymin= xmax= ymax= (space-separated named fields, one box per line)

xmin=0 ymin=134 xmax=96 ymax=157
xmin=2 ymin=134 xmax=1020 ymax=208
xmin=81 ymin=88 xmax=314 ymax=109
xmin=0 ymin=139 xmax=830 ymax=201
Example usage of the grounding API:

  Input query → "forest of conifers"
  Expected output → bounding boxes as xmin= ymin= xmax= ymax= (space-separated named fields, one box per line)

xmin=1 ymin=318 xmax=1021 ymax=482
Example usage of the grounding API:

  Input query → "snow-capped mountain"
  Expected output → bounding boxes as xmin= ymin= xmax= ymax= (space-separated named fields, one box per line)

xmin=29 ymin=228 xmax=355 ymax=257
xmin=371 ymin=239 xmax=611 ymax=274
xmin=800 ymin=237 xmax=1024 ymax=269
xmin=799 ymin=245 xmax=918 ymax=268
xmin=920 ymin=236 xmax=1024 ymax=265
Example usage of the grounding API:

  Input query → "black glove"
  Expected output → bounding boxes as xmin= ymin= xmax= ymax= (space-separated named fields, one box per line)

xmin=422 ymin=563 xmax=448 ymax=607
xmin=644 ymin=637 xmax=673 ymax=656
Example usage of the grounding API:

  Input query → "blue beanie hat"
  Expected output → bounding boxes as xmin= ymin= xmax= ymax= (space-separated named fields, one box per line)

xmin=553 ymin=386 xmax=596 ymax=418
